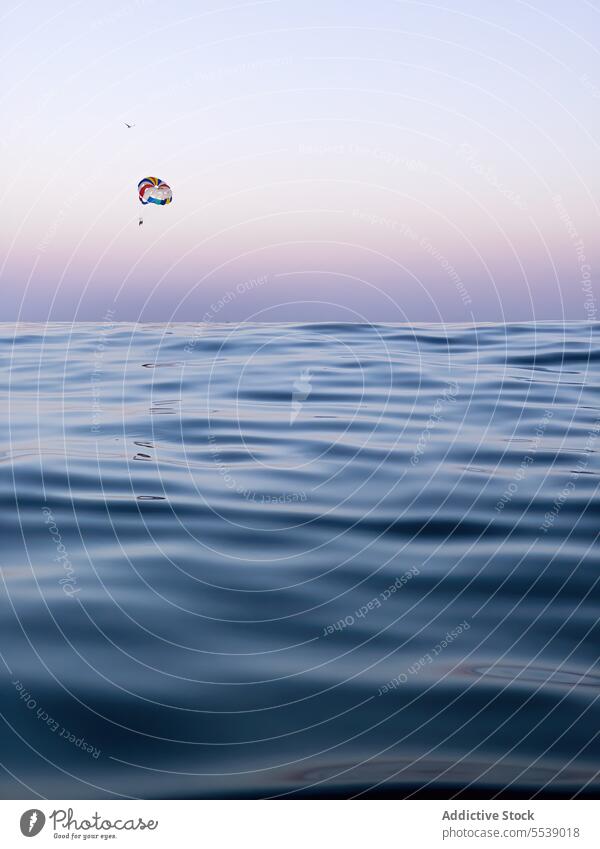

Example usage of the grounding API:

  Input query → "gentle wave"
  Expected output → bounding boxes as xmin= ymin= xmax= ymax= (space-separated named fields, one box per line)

xmin=1 ymin=322 xmax=599 ymax=798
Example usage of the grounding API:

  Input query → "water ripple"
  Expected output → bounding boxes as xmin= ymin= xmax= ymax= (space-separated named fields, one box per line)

xmin=1 ymin=322 xmax=599 ymax=798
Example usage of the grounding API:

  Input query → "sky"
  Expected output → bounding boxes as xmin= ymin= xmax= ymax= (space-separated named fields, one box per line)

xmin=2 ymin=0 xmax=599 ymax=323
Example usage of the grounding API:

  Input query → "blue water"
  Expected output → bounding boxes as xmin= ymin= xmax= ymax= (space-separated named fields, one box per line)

xmin=1 ymin=322 xmax=599 ymax=799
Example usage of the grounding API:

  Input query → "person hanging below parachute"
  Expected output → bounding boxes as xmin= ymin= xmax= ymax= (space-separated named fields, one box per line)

xmin=137 ymin=177 xmax=172 ymax=228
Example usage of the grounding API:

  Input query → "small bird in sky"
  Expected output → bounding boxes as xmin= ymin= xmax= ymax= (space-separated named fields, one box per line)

xmin=138 ymin=217 xmax=143 ymax=226
xmin=124 ymin=122 xmax=135 ymax=129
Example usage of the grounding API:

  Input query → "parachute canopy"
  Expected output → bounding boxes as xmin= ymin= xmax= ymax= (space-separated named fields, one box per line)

xmin=138 ymin=177 xmax=172 ymax=206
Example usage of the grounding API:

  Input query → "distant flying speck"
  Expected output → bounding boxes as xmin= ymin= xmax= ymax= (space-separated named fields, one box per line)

xmin=124 ymin=122 xmax=135 ymax=128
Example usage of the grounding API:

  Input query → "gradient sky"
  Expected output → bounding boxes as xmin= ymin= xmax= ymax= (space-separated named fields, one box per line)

xmin=2 ymin=0 xmax=599 ymax=322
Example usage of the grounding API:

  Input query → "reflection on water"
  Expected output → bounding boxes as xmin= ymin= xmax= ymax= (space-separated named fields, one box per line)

xmin=1 ymin=322 xmax=599 ymax=798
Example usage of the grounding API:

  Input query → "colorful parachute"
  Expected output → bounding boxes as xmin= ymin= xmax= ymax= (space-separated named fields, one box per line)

xmin=138 ymin=177 xmax=172 ymax=206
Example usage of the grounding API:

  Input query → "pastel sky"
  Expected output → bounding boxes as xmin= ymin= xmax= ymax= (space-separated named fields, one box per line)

xmin=2 ymin=0 xmax=599 ymax=322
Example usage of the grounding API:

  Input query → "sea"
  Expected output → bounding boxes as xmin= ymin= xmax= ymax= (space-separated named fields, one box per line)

xmin=1 ymin=321 xmax=599 ymax=798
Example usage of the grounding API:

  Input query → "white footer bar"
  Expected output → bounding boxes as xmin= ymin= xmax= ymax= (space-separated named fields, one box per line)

xmin=0 ymin=799 xmax=597 ymax=848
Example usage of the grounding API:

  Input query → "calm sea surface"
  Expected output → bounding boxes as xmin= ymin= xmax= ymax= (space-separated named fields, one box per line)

xmin=1 ymin=322 xmax=599 ymax=798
